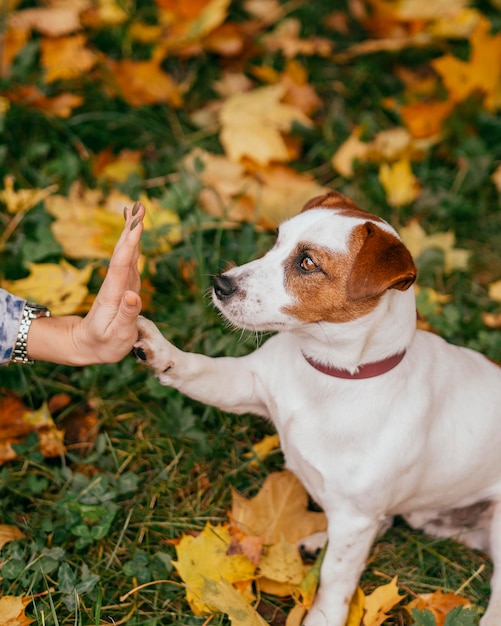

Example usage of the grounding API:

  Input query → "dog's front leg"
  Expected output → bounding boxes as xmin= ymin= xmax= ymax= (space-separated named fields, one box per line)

xmin=304 ymin=513 xmax=380 ymax=626
xmin=134 ymin=317 xmax=268 ymax=417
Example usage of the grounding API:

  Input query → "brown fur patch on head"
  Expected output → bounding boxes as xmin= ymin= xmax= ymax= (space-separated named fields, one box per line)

xmin=281 ymin=221 xmax=417 ymax=324
xmin=301 ymin=191 xmax=385 ymax=224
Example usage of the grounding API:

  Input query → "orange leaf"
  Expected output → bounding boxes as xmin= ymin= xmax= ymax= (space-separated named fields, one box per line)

xmin=7 ymin=86 xmax=83 ymax=118
xmin=40 ymin=34 xmax=97 ymax=83
xmin=0 ymin=525 xmax=24 ymax=550
xmin=106 ymin=58 xmax=182 ymax=107
xmin=0 ymin=27 xmax=29 ymax=77
xmin=400 ymin=100 xmax=455 ymax=139
xmin=432 ymin=16 xmax=501 ymax=111
xmin=0 ymin=595 xmax=34 ymax=626
xmin=406 ymin=589 xmax=471 ymax=625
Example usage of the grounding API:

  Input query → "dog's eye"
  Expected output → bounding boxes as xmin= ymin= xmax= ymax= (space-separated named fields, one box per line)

xmin=299 ymin=255 xmax=317 ymax=272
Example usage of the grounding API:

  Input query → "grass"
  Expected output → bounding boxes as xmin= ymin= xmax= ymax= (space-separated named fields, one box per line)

xmin=2 ymin=0 xmax=501 ymax=624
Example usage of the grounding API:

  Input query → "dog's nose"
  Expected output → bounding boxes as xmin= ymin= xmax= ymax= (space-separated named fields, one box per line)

xmin=213 ymin=274 xmax=237 ymax=300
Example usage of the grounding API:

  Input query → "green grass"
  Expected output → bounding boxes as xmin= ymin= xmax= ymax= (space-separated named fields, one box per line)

xmin=3 ymin=0 xmax=501 ymax=624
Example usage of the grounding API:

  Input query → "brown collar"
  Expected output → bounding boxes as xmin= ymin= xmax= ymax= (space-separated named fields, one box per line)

xmin=303 ymin=350 xmax=406 ymax=379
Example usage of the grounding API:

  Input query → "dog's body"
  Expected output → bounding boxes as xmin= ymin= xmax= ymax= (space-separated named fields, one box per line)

xmin=135 ymin=192 xmax=501 ymax=625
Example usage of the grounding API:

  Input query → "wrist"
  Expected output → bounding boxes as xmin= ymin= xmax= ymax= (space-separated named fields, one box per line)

xmin=11 ymin=302 xmax=51 ymax=364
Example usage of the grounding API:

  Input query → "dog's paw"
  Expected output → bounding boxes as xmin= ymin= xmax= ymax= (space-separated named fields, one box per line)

xmin=133 ymin=316 xmax=177 ymax=380
xmin=297 ymin=531 xmax=327 ymax=560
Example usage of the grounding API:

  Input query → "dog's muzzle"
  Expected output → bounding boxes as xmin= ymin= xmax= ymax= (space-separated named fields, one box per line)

xmin=213 ymin=274 xmax=237 ymax=301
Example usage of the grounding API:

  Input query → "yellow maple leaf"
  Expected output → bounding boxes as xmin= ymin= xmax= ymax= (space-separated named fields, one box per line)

xmin=0 ymin=525 xmax=24 ymax=550
xmin=432 ymin=16 xmax=501 ymax=112
xmin=0 ymin=175 xmax=57 ymax=215
xmin=219 ymin=84 xmax=312 ymax=165
xmin=257 ymin=534 xmax=305 ymax=596
xmin=399 ymin=219 xmax=470 ymax=272
xmin=379 ymin=158 xmax=420 ymax=207
xmin=231 ymin=470 xmax=327 ymax=546
xmin=45 ymin=184 xmax=180 ymax=259
xmin=261 ymin=17 xmax=333 ymax=58
xmin=364 ymin=577 xmax=403 ymax=626
xmin=346 ymin=586 xmax=366 ymax=626
xmin=2 ymin=260 xmax=93 ymax=315
xmin=40 ymin=34 xmax=97 ymax=83
xmin=0 ymin=595 xmax=34 ymax=626
xmin=173 ymin=523 xmax=256 ymax=615
xmin=331 ymin=127 xmax=370 ymax=178
xmin=200 ymin=578 xmax=267 ymax=626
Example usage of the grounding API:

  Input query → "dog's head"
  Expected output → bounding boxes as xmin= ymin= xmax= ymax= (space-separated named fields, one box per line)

xmin=212 ymin=191 xmax=417 ymax=332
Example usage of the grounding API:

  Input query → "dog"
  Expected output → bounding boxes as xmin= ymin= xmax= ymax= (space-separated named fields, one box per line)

xmin=134 ymin=191 xmax=501 ymax=626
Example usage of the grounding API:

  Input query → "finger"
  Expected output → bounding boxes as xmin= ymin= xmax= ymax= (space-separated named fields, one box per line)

xmin=98 ymin=204 xmax=144 ymax=307
xmin=112 ymin=290 xmax=143 ymax=341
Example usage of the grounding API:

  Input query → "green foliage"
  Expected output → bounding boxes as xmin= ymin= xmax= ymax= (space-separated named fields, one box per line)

xmin=411 ymin=606 xmax=477 ymax=626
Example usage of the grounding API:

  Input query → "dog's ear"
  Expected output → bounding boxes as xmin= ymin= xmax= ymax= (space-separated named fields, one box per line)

xmin=301 ymin=191 xmax=359 ymax=213
xmin=347 ymin=222 xmax=417 ymax=301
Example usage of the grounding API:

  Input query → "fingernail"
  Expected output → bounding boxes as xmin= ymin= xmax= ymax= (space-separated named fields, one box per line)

xmin=132 ymin=201 xmax=141 ymax=216
xmin=130 ymin=217 xmax=140 ymax=231
xmin=123 ymin=206 xmax=127 ymax=220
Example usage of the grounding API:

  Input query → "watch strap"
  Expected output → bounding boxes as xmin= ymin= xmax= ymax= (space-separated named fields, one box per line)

xmin=12 ymin=302 xmax=51 ymax=364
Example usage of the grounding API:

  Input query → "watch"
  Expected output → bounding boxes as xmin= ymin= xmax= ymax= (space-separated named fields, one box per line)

xmin=12 ymin=302 xmax=51 ymax=364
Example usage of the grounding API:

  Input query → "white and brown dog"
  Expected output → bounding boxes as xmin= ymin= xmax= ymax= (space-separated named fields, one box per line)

xmin=134 ymin=191 xmax=501 ymax=626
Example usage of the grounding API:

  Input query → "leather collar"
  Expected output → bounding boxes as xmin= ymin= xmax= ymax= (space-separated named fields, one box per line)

xmin=303 ymin=350 xmax=406 ymax=379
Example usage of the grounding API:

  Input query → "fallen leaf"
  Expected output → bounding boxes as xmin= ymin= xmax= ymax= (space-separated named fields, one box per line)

xmin=219 ymin=84 xmax=312 ymax=165
xmin=40 ymin=34 xmax=97 ymax=83
xmin=200 ymin=578 xmax=267 ymax=626
xmin=295 ymin=544 xmax=326 ymax=610
xmin=231 ymin=470 xmax=327 ymax=546
xmin=346 ymin=586 xmax=366 ymax=626
xmin=432 ymin=16 xmax=501 ymax=112
xmin=406 ymin=589 xmax=471 ymax=625
xmin=8 ymin=4 xmax=86 ymax=37
xmin=261 ymin=17 xmax=333 ymax=58
xmin=399 ymin=100 xmax=455 ymax=139
xmin=331 ymin=127 xmax=370 ymax=177
xmin=379 ymin=158 xmax=421 ymax=207
xmin=92 ymin=149 xmax=145 ymax=183
xmin=106 ymin=57 xmax=182 ymax=108
xmin=0 ymin=393 xmax=65 ymax=465
xmin=489 ymin=280 xmax=501 ymax=302
xmin=399 ymin=219 xmax=470 ymax=272
xmin=81 ymin=0 xmax=128 ymax=27
xmin=0 ymin=595 xmax=34 ymax=626
xmin=245 ymin=433 xmax=280 ymax=466
xmin=0 ymin=176 xmax=57 ymax=215
xmin=364 ymin=577 xmax=403 ymax=626
xmin=257 ymin=534 xmax=305 ymax=595
xmin=2 ymin=260 xmax=93 ymax=315
xmin=1 ymin=27 xmax=29 ymax=77
xmin=173 ymin=522 xmax=256 ymax=615
xmin=6 ymin=86 xmax=84 ymax=118
xmin=0 ymin=525 xmax=24 ymax=550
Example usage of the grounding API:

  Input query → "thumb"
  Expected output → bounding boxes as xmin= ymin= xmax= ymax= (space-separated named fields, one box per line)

xmin=117 ymin=291 xmax=142 ymax=322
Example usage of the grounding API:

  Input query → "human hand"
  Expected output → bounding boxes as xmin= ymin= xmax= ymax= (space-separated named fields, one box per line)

xmin=73 ymin=201 xmax=145 ymax=364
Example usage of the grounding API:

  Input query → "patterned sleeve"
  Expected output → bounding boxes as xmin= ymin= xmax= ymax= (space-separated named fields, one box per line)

xmin=0 ymin=288 xmax=26 ymax=366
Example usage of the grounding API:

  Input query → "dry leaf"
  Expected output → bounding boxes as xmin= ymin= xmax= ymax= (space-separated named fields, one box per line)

xmin=432 ymin=16 xmax=501 ymax=112
xmin=92 ymin=149 xmax=145 ymax=183
xmin=488 ymin=280 xmax=501 ymax=302
xmin=400 ymin=100 xmax=455 ymax=139
xmin=2 ymin=260 xmax=93 ymax=315
xmin=331 ymin=127 xmax=370 ymax=177
xmin=200 ymin=578 xmax=267 ymax=626
xmin=0 ymin=525 xmax=24 ymax=550
xmin=346 ymin=586 xmax=366 ymax=626
xmin=231 ymin=470 xmax=327 ymax=545
xmin=1 ymin=27 xmax=29 ymax=77
xmin=0 ymin=393 xmax=65 ymax=465
xmin=106 ymin=57 xmax=182 ymax=108
xmin=399 ymin=219 xmax=470 ymax=272
xmin=245 ymin=433 xmax=280 ymax=466
xmin=173 ymin=523 xmax=256 ymax=615
xmin=0 ymin=176 xmax=57 ymax=215
xmin=219 ymin=84 xmax=312 ymax=165
xmin=6 ymin=86 xmax=84 ymax=118
xmin=8 ymin=5 xmax=85 ymax=37
xmin=257 ymin=534 xmax=305 ymax=594
xmin=406 ymin=589 xmax=471 ymax=625
xmin=379 ymin=158 xmax=421 ymax=207
xmin=364 ymin=577 xmax=403 ymax=626
xmin=261 ymin=17 xmax=333 ymax=58
xmin=0 ymin=595 xmax=34 ymax=626
xmin=40 ymin=34 xmax=97 ymax=83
